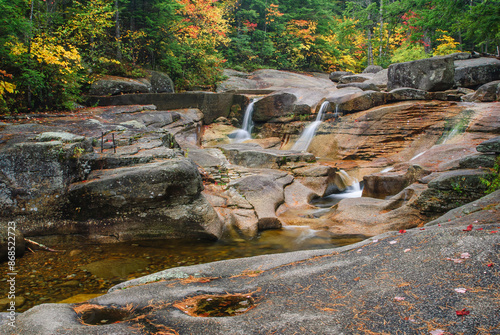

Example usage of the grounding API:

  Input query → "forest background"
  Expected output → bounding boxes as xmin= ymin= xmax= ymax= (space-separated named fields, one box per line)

xmin=0 ymin=0 xmax=499 ymax=113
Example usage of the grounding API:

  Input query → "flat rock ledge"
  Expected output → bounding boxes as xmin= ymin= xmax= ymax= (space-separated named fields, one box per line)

xmin=2 ymin=193 xmax=498 ymax=334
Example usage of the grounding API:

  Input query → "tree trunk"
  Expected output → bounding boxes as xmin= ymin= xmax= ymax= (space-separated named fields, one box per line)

xmin=115 ymin=0 xmax=122 ymax=60
xmin=378 ymin=0 xmax=384 ymax=62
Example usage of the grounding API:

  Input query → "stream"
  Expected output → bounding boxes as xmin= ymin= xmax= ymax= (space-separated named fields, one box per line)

xmin=0 ymin=225 xmax=365 ymax=313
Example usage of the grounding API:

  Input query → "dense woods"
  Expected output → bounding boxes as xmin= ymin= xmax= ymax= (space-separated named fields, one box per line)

xmin=0 ymin=0 xmax=499 ymax=112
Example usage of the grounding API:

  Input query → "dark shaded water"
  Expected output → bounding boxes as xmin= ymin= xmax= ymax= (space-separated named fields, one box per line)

xmin=1 ymin=226 xmax=365 ymax=312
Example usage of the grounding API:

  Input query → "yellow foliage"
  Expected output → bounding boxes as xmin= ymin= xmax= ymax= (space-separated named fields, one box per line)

xmin=434 ymin=30 xmax=460 ymax=56
xmin=29 ymin=35 xmax=83 ymax=75
xmin=0 ymin=70 xmax=16 ymax=104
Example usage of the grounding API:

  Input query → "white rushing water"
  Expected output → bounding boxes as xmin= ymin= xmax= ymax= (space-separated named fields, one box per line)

xmin=291 ymin=101 xmax=330 ymax=151
xmin=311 ymin=170 xmax=363 ymax=208
xmin=410 ymin=151 xmax=426 ymax=161
xmin=231 ymin=98 xmax=258 ymax=143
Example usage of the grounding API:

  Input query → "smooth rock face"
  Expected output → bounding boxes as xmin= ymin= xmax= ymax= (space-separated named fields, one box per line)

xmin=219 ymin=143 xmax=315 ymax=169
xmin=217 ymin=68 xmax=335 ymax=93
xmin=388 ymin=56 xmax=455 ymax=91
xmin=454 ymin=57 xmax=500 ymax=88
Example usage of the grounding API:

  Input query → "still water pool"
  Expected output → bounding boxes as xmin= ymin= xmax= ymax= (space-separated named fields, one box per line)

xmin=0 ymin=226 xmax=365 ymax=312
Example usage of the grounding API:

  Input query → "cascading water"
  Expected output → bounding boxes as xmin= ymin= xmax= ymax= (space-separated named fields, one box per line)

xmin=230 ymin=98 xmax=258 ymax=143
xmin=291 ymin=101 xmax=330 ymax=151
xmin=311 ymin=170 xmax=363 ymax=208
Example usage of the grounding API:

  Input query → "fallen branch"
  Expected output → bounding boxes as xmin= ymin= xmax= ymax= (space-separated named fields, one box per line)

xmin=24 ymin=238 xmax=65 ymax=252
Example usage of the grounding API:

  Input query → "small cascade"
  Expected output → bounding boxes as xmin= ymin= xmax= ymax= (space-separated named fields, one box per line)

xmin=333 ymin=104 xmax=341 ymax=119
xmin=292 ymin=101 xmax=330 ymax=151
xmin=230 ymin=98 xmax=258 ymax=143
xmin=380 ymin=166 xmax=394 ymax=173
xmin=410 ymin=151 xmax=426 ymax=161
xmin=311 ymin=170 xmax=363 ymax=208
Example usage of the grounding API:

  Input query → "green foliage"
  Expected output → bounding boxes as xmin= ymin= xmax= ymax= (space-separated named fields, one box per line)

xmin=0 ymin=0 xmax=498 ymax=112
xmin=390 ymin=42 xmax=428 ymax=63
xmin=481 ymin=157 xmax=500 ymax=194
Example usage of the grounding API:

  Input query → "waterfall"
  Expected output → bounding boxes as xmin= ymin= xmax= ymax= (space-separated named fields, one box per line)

xmin=291 ymin=101 xmax=329 ymax=151
xmin=310 ymin=170 xmax=362 ymax=208
xmin=230 ymin=98 xmax=258 ymax=143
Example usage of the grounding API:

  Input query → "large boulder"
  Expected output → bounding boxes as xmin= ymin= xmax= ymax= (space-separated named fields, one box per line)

xmin=454 ymin=57 xmax=500 ymax=88
xmin=362 ymin=65 xmax=384 ymax=73
xmin=470 ymin=80 xmax=500 ymax=102
xmin=362 ymin=165 xmax=429 ymax=199
xmin=231 ymin=171 xmax=294 ymax=230
xmin=148 ymin=71 xmax=174 ymax=93
xmin=89 ymin=76 xmax=151 ymax=96
xmin=387 ymin=56 xmax=455 ymax=91
xmin=476 ymin=136 xmax=500 ymax=153
xmin=252 ymin=88 xmax=331 ymax=122
xmin=330 ymin=90 xmax=388 ymax=114
xmin=415 ymin=169 xmax=491 ymax=216
xmin=329 ymin=71 xmax=354 ymax=82
xmin=64 ymin=159 xmax=224 ymax=240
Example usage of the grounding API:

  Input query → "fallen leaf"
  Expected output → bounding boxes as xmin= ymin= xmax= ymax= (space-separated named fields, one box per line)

xmin=460 ymin=252 xmax=471 ymax=259
xmin=399 ymin=229 xmax=406 ymax=234
xmin=389 ymin=240 xmax=398 ymax=244
xmin=456 ymin=308 xmax=470 ymax=316
xmin=394 ymin=296 xmax=405 ymax=301
xmin=490 ymin=231 xmax=498 ymax=234
xmin=476 ymin=228 xmax=484 ymax=231
xmin=487 ymin=263 xmax=494 ymax=267
xmin=404 ymin=249 xmax=411 ymax=253
xmin=429 ymin=329 xmax=446 ymax=335
xmin=463 ymin=224 xmax=473 ymax=232
xmin=454 ymin=288 xmax=467 ymax=293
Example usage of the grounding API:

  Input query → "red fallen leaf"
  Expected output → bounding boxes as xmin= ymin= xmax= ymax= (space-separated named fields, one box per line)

xmin=463 ymin=224 xmax=473 ymax=232
xmin=487 ymin=263 xmax=494 ymax=267
xmin=456 ymin=308 xmax=470 ymax=316
xmin=419 ymin=228 xmax=425 ymax=230
xmin=476 ymin=228 xmax=484 ymax=231
xmin=490 ymin=231 xmax=498 ymax=234
xmin=399 ymin=229 xmax=406 ymax=234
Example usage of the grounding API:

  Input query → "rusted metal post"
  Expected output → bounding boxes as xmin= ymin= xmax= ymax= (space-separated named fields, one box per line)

xmin=112 ymin=133 xmax=116 ymax=153
xmin=101 ymin=132 xmax=104 ymax=153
